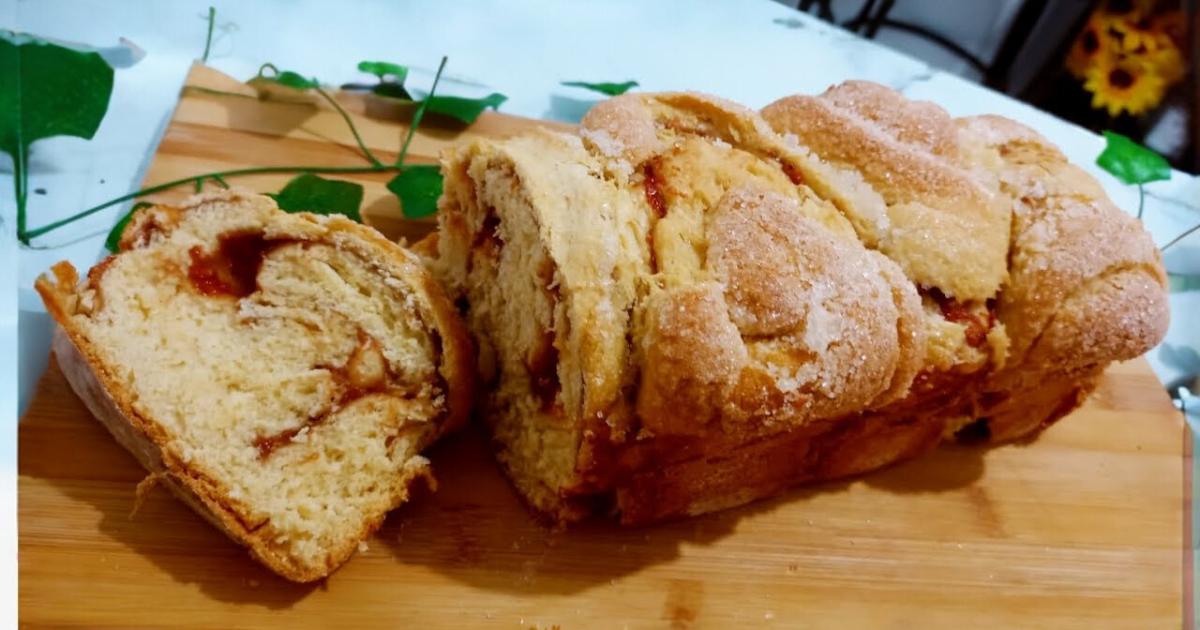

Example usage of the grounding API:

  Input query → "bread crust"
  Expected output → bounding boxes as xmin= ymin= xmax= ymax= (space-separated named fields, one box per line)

xmin=37 ymin=190 xmax=472 ymax=580
xmin=433 ymin=83 xmax=1169 ymax=526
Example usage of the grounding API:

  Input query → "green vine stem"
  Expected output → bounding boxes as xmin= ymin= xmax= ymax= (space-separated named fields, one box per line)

xmin=1162 ymin=223 xmax=1200 ymax=252
xmin=182 ymin=85 xmax=257 ymax=100
xmin=14 ymin=139 xmax=28 ymax=244
xmin=201 ymin=6 xmax=215 ymax=63
xmin=25 ymin=55 xmax=450 ymax=245
xmin=255 ymin=63 xmax=383 ymax=167
xmin=395 ymin=56 xmax=447 ymax=167
xmin=193 ymin=173 xmax=230 ymax=192
xmin=315 ymin=86 xmax=383 ymax=166
xmin=22 ymin=163 xmax=400 ymax=241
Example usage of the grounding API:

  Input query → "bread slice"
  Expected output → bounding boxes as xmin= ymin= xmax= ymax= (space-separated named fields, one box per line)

xmin=36 ymin=190 xmax=472 ymax=581
xmin=428 ymin=85 xmax=1168 ymax=525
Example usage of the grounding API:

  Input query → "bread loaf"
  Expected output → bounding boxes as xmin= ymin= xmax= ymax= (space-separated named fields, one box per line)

xmin=428 ymin=82 xmax=1168 ymax=525
xmin=37 ymin=190 xmax=473 ymax=580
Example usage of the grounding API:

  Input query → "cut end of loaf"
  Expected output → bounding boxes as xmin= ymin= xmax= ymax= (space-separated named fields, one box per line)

xmin=37 ymin=190 xmax=471 ymax=581
xmin=433 ymin=132 xmax=625 ymax=521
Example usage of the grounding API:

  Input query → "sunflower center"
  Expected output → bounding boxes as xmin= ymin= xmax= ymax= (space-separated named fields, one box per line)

xmin=1109 ymin=68 xmax=1135 ymax=88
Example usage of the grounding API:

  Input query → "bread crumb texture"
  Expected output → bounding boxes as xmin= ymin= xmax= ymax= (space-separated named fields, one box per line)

xmin=38 ymin=190 xmax=468 ymax=580
xmin=433 ymin=83 xmax=1167 ymax=524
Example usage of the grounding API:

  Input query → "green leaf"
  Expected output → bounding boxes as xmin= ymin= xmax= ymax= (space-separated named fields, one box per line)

xmin=348 ymin=62 xmax=498 ymax=124
xmin=357 ymin=60 xmax=408 ymax=83
xmin=1096 ymin=131 xmax=1172 ymax=186
xmin=268 ymin=173 xmax=363 ymax=222
xmin=371 ymin=82 xmax=413 ymax=100
xmin=387 ymin=165 xmax=443 ymax=218
xmin=247 ymin=64 xmax=319 ymax=103
xmin=269 ymin=70 xmax=318 ymax=90
xmin=105 ymin=201 xmax=153 ymax=253
xmin=1 ymin=32 xmax=115 ymax=243
xmin=351 ymin=61 xmax=412 ymax=99
xmin=0 ymin=32 xmax=115 ymax=156
xmin=424 ymin=92 xmax=507 ymax=124
xmin=561 ymin=80 xmax=639 ymax=96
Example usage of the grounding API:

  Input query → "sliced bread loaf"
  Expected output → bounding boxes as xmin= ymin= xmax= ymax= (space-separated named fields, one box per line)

xmin=428 ymin=87 xmax=1167 ymax=525
xmin=37 ymin=190 xmax=472 ymax=581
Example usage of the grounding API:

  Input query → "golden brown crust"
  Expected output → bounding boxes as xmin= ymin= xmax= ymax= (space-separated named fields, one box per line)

xmin=37 ymin=190 xmax=470 ymax=581
xmin=433 ymin=83 xmax=1169 ymax=526
xmin=575 ymin=93 xmax=924 ymax=443
xmin=703 ymin=188 xmax=923 ymax=423
xmin=955 ymin=115 xmax=1168 ymax=373
xmin=635 ymin=283 xmax=747 ymax=435
xmin=762 ymin=85 xmax=1009 ymax=302
xmin=579 ymin=94 xmax=664 ymax=168
xmin=821 ymin=81 xmax=959 ymax=156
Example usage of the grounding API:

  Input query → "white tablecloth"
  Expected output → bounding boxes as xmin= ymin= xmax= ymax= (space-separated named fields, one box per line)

xmin=7 ymin=0 xmax=1199 ymax=408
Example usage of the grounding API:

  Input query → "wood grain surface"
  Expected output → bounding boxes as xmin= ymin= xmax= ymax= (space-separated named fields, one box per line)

xmin=18 ymin=64 xmax=1189 ymax=629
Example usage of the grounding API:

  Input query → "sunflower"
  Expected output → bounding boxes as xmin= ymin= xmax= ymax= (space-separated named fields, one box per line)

xmin=1083 ymin=54 xmax=1166 ymax=117
xmin=1110 ymin=14 xmax=1165 ymax=52
xmin=1142 ymin=42 xmax=1187 ymax=84
xmin=1066 ymin=14 xmax=1111 ymax=79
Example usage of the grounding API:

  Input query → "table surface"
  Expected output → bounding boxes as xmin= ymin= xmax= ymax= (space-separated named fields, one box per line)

xmin=19 ymin=351 xmax=1187 ymax=628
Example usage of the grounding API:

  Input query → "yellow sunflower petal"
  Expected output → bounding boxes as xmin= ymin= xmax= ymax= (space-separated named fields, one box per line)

xmin=1083 ymin=55 xmax=1167 ymax=117
xmin=1110 ymin=15 xmax=1162 ymax=52
xmin=1146 ymin=43 xmax=1187 ymax=85
xmin=1066 ymin=13 xmax=1116 ymax=79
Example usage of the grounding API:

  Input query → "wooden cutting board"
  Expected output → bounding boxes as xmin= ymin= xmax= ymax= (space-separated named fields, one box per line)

xmin=19 ymin=64 xmax=1189 ymax=629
